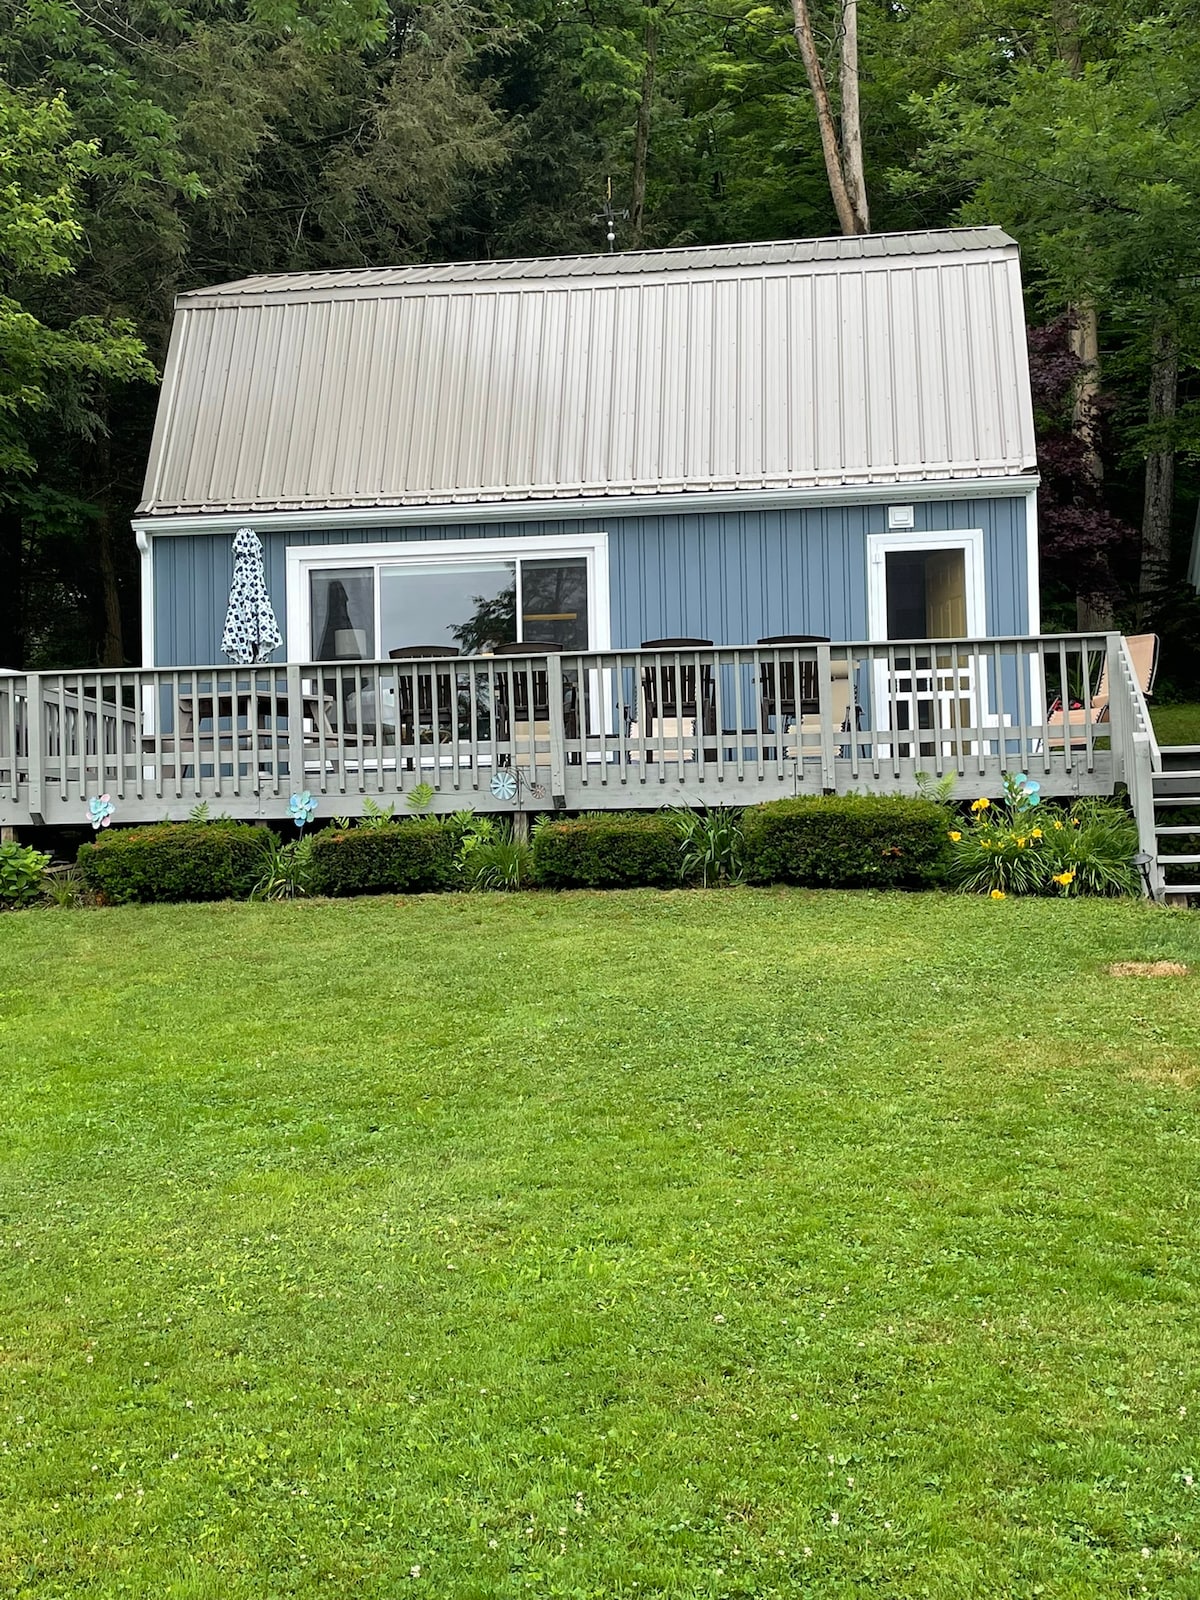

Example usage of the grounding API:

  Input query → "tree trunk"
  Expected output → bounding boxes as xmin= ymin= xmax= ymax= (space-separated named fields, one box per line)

xmin=1068 ymin=302 xmax=1102 ymax=484
xmin=0 ymin=504 xmax=25 ymax=668
xmin=1077 ymin=594 xmax=1115 ymax=630
xmin=1139 ymin=317 xmax=1178 ymax=613
xmin=1055 ymin=5 xmax=1110 ymax=625
xmin=630 ymin=0 xmax=658 ymax=249
xmin=1067 ymin=304 xmax=1113 ymax=628
xmin=839 ymin=0 xmax=869 ymax=232
xmin=1053 ymin=0 xmax=1084 ymax=75
xmin=91 ymin=427 xmax=125 ymax=666
xmin=790 ymin=0 xmax=860 ymax=235
xmin=95 ymin=504 xmax=126 ymax=666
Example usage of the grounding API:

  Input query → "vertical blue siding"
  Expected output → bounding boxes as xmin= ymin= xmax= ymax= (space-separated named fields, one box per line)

xmin=152 ymin=494 xmax=1030 ymax=666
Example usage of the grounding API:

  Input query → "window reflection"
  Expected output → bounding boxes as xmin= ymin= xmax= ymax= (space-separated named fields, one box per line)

xmin=379 ymin=563 xmax=516 ymax=656
xmin=521 ymin=559 xmax=588 ymax=648
xmin=312 ymin=569 xmax=375 ymax=660
xmin=309 ymin=553 xmax=592 ymax=659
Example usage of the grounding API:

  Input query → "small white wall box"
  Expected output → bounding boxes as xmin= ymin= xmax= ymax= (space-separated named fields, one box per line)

xmin=887 ymin=505 xmax=915 ymax=529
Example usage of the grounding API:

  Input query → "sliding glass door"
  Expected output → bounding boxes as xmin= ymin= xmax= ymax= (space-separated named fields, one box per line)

xmin=304 ymin=547 xmax=595 ymax=661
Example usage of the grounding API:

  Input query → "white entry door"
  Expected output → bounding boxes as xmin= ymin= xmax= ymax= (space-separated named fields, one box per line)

xmin=866 ymin=530 xmax=986 ymax=756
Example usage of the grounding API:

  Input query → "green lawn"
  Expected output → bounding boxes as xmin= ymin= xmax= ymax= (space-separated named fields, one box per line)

xmin=2 ymin=892 xmax=1199 ymax=1599
xmin=1152 ymin=702 xmax=1200 ymax=745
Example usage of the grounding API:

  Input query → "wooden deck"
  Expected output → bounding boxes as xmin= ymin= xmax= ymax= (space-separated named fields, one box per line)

xmin=0 ymin=634 xmax=1162 ymax=888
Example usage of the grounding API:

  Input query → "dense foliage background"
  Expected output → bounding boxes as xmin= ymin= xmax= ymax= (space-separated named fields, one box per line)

xmin=3 ymin=0 xmax=1199 ymax=692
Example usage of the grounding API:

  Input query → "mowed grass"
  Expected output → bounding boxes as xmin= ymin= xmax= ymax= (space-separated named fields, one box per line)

xmin=1152 ymin=702 xmax=1200 ymax=746
xmin=2 ymin=892 xmax=1200 ymax=1599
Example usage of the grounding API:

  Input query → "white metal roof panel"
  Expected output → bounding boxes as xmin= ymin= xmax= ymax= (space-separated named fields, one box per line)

xmin=138 ymin=228 xmax=1037 ymax=516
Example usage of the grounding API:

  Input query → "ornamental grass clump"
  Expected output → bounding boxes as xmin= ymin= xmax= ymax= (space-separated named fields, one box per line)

xmin=948 ymin=773 xmax=1138 ymax=898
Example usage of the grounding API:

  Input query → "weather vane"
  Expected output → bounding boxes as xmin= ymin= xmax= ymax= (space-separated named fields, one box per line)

xmin=591 ymin=177 xmax=629 ymax=252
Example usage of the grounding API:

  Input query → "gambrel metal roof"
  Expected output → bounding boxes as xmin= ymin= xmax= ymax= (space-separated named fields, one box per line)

xmin=138 ymin=228 xmax=1037 ymax=516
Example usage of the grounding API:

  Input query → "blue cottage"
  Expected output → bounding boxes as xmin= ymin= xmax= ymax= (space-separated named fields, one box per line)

xmin=25 ymin=228 xmax=1161 ymax=844
xmin=134 ymin=228 xmax=1040 ymax=668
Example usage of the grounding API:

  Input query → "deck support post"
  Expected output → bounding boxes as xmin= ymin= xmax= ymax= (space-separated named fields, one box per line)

xmin=816 ymin=643 xmax=836 ymax=791
xmin=25 ymin=682 xmax=45 ymax=826
xmin=546 ymin=653 xmax=566 ymax=805
xmin=285 ymin=662 xmax=304 ymax=794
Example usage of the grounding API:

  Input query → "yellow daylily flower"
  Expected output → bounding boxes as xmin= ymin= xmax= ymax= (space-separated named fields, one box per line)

xmin=1031 ymin=828 xmax=1043 ymax=839
xmin=971 ymin=797 xmax=991 ymax=813
xmin=990 ymin=889 xmax=1006 ymax=900
xmin=948 ymin=830 xmax=962 ymax=843
xmin=1053 ymin=820 xmax=1064 ymax=831
xmin=1052 ymin=870 xmax=1076 ymax=886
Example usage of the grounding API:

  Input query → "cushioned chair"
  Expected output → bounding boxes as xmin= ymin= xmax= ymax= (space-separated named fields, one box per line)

xmin=491 ymin=641 xmax=579 ymax=753
xmin=1048 ymin=633 xmax=1158 ymax=747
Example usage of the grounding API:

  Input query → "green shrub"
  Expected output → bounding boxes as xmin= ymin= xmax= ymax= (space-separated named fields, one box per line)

xmin=77 ymin=822 xmax=270 ymax=904
xmin=740 ymin=795 xmax=953 ymax=888
xmin=947 ymin=782 xmax=1138 ymax=898
xmin=308 ymin=820 xmax=456 ymax=896
xmin=531 ymin=813 xmax=683 ymax=889
xmin=0 ymin=840 xmax=52 ymax=907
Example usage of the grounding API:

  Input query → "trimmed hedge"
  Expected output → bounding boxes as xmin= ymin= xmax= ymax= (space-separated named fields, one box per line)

xmin=308 ymin=820 xmax=457 ymax=896
xmin=77 ymin=822 xmax=270 ymax=904
xmin=532 ymin=813 xmax=682 ymax=888
xmin=740 ymin=795 xmax=952 ymax=888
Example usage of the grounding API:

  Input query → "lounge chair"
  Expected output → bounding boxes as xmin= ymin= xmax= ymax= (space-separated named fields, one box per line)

xmin=1047 ymin=633 xmax=1158 ymax=746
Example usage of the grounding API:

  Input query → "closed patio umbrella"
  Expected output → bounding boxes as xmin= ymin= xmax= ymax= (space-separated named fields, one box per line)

xmin=221 ymin=527 xmax=282 ymax=664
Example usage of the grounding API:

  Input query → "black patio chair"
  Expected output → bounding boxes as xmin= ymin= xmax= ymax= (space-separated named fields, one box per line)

xmin=757 ymin=635 xmax=830 ymax=725
xmin=639 ymin=638 xmax=717 ymax=736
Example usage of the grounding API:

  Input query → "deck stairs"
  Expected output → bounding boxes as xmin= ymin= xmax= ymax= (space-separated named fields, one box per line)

xmin=1154 ymin=745 xmax=1200 ymax=905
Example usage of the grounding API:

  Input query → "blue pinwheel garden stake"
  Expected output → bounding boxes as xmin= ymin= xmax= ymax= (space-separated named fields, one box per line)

xmin=288 ymin=790 xmax=317 ymax=830
xmin=489 ymin=770 xmax=518 ymax=803
xmin=489 ymin=768 xmax=547 ymax=805
xmin=86 ymin=794 xmax=115 ymax=830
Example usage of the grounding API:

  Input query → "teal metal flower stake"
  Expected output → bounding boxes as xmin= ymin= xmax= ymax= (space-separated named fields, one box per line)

xmin=288 ymin=790 xmax=317 ymax=830
xmin=86 ymin=794 xmax=115 ymax=830
xmin=1008 ymin=772 xmax=1041 ymax=810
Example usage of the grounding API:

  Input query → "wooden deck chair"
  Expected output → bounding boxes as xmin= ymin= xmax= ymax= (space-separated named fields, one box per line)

xmin=1047 ymin=633 xmax=1158 ymax=747
xmin=784 ymin=658 xmax=854 ymax=758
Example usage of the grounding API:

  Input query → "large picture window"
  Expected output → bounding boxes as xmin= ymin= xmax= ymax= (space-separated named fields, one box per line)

xmin=290 ymin=534 xmax=607 ymax=661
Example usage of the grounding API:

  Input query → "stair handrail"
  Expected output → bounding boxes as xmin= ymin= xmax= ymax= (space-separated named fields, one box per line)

xmin=1106 ymin=632 xmax=1163 ymax=898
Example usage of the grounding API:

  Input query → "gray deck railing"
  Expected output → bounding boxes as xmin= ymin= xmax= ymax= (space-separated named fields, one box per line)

xmin=0 ymin=634 xmax=1146 ymax=829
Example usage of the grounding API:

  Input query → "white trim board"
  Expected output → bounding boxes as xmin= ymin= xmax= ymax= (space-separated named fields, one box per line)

xmin=866 ymin=528 xmax=987 ymax=640
xmin=132 ymin=476 xmax=1040 ymax=538
xmin=135 ymin=527 xmax=155 ymax=669
xmin=285 ymin=530 xmax=611 ymax=662
xmin=1024 ymin=484 xmax=1041 ymax=635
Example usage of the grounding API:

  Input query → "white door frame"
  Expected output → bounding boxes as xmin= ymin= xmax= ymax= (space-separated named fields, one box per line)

xmin=866 ymin=528 xmax=988 ymax=756
xmin=866 ymin=528 xmax=986 ymax=641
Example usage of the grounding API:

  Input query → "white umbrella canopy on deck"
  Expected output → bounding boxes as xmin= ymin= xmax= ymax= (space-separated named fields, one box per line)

xmin=221 ymin=527 xmax=283 ymax=664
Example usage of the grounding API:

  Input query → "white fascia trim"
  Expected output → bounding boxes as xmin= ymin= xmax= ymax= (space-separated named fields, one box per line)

xmin=132 ymin=476 xmax=1040 ymax=538
xmin=135 ymin=527 xmax=155 ymax=668
xmin=285 ymin=529 xmax=611 ymax=662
